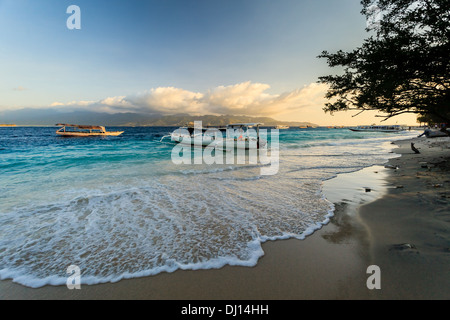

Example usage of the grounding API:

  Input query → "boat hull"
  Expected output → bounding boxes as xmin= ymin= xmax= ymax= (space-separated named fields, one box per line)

xmin=56 ymin=131 xmax=124 ymax=137
xmin=348 ymin=128 xmax=403 ymax=133
xmin=171 ymin=135 xmax=267 ymax=150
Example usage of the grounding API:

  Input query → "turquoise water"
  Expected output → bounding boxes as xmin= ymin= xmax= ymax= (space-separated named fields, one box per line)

xmin=0 ymin=126 xmax=417 ymax=287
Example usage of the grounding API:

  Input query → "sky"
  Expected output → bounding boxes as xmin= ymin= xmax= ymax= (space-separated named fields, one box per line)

xmin=0 ymin=0 xmax=418 ymax=125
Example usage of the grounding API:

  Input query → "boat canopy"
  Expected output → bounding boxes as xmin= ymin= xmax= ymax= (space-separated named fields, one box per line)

xmin=227 ymin=123 xmax=263 ymax=128
xmin=56 ymin=124 xmax=106 ymax=131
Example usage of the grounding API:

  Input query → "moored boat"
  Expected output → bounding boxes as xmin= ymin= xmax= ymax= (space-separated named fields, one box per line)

xmin=162 ymin=123 xmax=267 ymax=149
xmin=349 ymin=125 xmax=406 ymax=133
xmin=56 ymin=124 xmax=124 ymax=137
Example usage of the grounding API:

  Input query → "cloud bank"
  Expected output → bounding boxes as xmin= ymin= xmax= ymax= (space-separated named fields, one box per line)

xmin=50 ymin=81 xmax=328 ymax=117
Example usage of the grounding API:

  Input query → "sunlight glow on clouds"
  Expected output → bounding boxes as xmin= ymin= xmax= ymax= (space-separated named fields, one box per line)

xmin=50 ymin=100 xmax=96 ymax=107
xmin=50 ymin=81 xmax=329 ymax=118
xmin=130 ymin=87 xmax=205 ymax=114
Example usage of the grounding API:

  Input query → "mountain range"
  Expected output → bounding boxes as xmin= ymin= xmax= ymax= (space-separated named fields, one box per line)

xmin=0 ymin=109 xmax=317 ymax=127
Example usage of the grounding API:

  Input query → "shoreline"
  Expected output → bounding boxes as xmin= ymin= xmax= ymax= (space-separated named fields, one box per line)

xmin=0 ymin=164 xmax=388 ymax=299
xmin=1 ymin=136 xmax=449 ymax=300
xmin=359 ymin=136 xmax=450 ymax=299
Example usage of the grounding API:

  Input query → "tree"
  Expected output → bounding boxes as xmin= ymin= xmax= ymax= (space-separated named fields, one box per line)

xmin=417 ymin=112 xmax=447 ymax=125
xmin=318 ymin=0 xmax=450 ymax=123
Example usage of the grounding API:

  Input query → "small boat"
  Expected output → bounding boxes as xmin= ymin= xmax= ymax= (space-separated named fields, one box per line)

xmin=162 ymin=123 xmax=267 ymax=149
xmin=56 ymin=124 xmax=124 ymax=137
xmin=274 ymin=125 xmax=289 ymax=129
xmin=349 ymin=125 xmax=406 ymax=133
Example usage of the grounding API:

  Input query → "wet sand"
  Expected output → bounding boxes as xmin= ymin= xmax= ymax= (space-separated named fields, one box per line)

xmin=360 ymin=137 xmax=450 ymax=299
xmin=1 ymin=136 xmax=449 ymax=300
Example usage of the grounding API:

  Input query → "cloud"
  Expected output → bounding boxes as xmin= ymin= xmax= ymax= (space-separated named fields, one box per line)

xmin=49 ymin=81 xmax=329 ymax=117
xmin=13 ymin=86 xmax=27 ymax=91
xmin=202 ymin=82 xmax=275 ymax=115
xmin=128 ymin=87 xmax=205 ymax=114
xmin=51 ymin=100 xmax=95 ymax=107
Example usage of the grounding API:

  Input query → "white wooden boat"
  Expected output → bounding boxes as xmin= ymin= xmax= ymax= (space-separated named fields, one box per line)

xmin=162 ymin=123 xmax=267 ymax=149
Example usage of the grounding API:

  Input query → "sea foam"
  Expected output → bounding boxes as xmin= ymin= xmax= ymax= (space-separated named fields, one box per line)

xmin=0 ymin=127 xmax=418 ymax=288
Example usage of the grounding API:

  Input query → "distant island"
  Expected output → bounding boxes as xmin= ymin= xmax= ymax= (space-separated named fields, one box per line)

xmin=0 ymin=124 xmax=16 ymax=127
xmin=0 ymin=109 xmax=317 ymax=128
xmin=131 ymin=114 xmax=318 ymax=128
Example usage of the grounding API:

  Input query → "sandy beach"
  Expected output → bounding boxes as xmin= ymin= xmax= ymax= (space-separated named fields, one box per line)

xmin=360 ymin=136 xmax=450 ymax=299
xmin=1 ymin=135 xmax=449 ymax=300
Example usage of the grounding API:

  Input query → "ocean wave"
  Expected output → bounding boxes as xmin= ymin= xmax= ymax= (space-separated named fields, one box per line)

xmin=0 ymin=127 xmax=416 ymax=288
xmin=179 ymin=163 xmax=267 ymax=175
xmin=0 ymin=173 xmax=333 ymax=288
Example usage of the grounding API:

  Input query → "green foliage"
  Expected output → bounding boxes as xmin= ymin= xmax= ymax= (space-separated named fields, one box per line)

xmin=318 ymin=0 xmax=450 ymax=122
